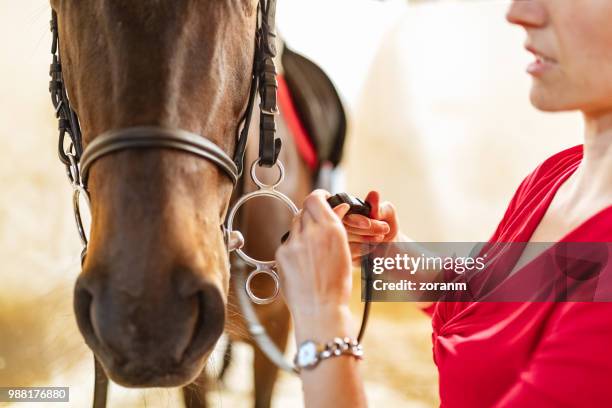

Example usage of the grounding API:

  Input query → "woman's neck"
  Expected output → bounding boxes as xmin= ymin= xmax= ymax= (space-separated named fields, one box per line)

xmin=573 ymin=111 xmax=612 ymax=203
xmin=583 ymin=112 xmax=612 ymax=155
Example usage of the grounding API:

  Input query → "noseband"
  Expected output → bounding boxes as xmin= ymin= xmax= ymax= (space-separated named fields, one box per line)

xmin=80 ymin=127 xmax=240 ymax=185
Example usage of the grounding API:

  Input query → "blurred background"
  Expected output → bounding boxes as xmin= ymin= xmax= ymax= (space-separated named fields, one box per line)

xmin=0 ymin=0 xmax=582 ymax=406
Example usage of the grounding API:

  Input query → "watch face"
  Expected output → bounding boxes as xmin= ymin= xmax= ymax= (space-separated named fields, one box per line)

xmin=297 ymin=341 xmax=318 ymax=367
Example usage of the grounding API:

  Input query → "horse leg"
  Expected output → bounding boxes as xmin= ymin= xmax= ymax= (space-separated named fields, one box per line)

xmin=253 ymin=303 xmax=291 ymax=408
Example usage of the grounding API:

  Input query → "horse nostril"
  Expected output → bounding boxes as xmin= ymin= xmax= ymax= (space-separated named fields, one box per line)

xmin=183 ymin=284 xmax=226 ymax=363
xmin=73 ymin=279 xmax=106 ymax=358
xmin=74 ymin=276 xmax=130 ymax=368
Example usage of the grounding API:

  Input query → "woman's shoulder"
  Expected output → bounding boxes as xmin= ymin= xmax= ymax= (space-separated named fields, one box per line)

xmin=514 ymin=144 xmax=583 ymax=204
xmin=490 ymin=145 xmax=583 ymax=241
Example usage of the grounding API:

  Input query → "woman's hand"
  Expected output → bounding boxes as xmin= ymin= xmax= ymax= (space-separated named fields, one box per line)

xmin=275 ymin=190 xmax=367 ymax=408
xmin=275 ymin=189 xmax=355 ymax=342
xmin=343 ymin=191 xmax=400 ymax=263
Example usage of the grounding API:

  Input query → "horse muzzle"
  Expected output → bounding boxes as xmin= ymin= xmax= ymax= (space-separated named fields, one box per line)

xmin=73 ymin=270 xmax=225 ymax=387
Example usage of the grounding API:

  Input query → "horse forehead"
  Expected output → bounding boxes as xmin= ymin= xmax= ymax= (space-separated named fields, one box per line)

xmin=62 ymin=1 xmax=259 ymax=58
xmin=92 ymin=0 xmax=257 ymax=21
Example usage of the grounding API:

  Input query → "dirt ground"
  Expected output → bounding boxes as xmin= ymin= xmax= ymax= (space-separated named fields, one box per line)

xmin=0 ymin=0 xmax=582 ymax=407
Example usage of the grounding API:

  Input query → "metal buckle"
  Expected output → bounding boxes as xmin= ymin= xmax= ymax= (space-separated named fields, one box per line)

xmin=260 ymin=106 xmax=279 ymax=116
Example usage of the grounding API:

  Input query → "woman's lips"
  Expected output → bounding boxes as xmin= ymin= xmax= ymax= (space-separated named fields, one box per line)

xmin=527 ymin=55 xmax=557 ymax=76
xmin=525 ymin=45 xmax=558 ymax=76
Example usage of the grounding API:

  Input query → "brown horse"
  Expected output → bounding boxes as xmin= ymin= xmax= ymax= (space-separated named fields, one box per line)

xmin=50 ymin=0 xmax=315 ymax=406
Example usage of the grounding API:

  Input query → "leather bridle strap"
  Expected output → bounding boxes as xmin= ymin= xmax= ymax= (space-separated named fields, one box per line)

xmin=80 ymin=127 xmax=240 ymax=185
xmin=257 ymin=0 xmax=281 ymax=167
xmin=232 ymin=0 xmax=280 ymax=175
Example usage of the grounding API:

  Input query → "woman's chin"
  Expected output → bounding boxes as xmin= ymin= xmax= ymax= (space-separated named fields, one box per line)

xmin=529 ymin=89 xmax=571 ymax=112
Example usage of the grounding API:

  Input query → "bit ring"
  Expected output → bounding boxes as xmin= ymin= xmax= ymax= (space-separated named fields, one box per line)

xmin=245 ymin=268 xmax=280 ymax=305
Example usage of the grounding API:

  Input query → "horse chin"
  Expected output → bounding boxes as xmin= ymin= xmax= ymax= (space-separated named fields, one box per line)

xmin=99 ymin=352 xmax=211 ymax=388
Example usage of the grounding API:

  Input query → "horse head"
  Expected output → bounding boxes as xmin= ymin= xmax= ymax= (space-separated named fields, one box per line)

xmin=50 ymin=0 xmax=260 ymax=387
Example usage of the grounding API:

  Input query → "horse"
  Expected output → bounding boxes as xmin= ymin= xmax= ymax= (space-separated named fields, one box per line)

xmin=49 ymin=1 xmax=345 ymax=406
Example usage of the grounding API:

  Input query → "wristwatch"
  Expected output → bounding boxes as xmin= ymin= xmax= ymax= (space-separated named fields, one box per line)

xmin=294 ymin=337 xmax=363 ymax=372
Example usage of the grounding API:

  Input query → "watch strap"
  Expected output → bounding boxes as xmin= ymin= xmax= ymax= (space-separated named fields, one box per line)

xmin=295 ymin=337 xmax=363 ymax=372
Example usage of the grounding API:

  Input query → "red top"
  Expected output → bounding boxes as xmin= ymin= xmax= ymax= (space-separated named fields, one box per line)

xmin=430 ymin=145 xmax=612 ymax=407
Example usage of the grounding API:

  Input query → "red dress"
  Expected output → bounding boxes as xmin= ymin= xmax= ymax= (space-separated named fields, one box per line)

xmin=430 ymin=145 xmax=612 ymax=407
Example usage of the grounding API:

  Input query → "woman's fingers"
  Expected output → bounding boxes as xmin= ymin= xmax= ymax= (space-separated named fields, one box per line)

xmin=285 ymin=210 xmax=304 ymax=244
xmin=364 ymin=191 xmax=400 ymax=241
xmin=378 ymin=201 xmax=396 ymax=222
xmin=347 ymin=232 xmax=385 ymax=243
xmin=332 ymin=203 xmax=351 ymax=221
xmin=344 ymin=220 xmax=390 ymax=235
xmin=378 ymin=201 xmax=399 ymax=239
xmin=344 ymin=214 xmax=371 ymax=228
xmin=302 ymin=207 xmax=316 ymax=226
xmin=365 ymin=191 xmax=380 ymax=218
xmin=303 ymin=189 xmax=335 ymax=223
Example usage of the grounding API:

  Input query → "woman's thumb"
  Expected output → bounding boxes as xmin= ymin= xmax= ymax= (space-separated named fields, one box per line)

xmin=332 ymin=203 xmax=351 ymax=219
xmin=365 ymin=191 xmax=381 ymax=219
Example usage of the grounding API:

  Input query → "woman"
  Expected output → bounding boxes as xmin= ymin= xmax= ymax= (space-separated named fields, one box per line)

xmin=275 ymin=1 xmax=612 ymax=407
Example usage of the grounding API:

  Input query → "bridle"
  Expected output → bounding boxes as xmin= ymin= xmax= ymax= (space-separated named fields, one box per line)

xmin=50 ymin=0 xmax=283 ymax=261
xmin=49 ymin=1 xmax=369 ymax=406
